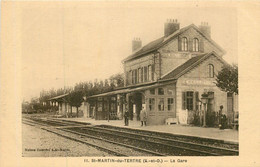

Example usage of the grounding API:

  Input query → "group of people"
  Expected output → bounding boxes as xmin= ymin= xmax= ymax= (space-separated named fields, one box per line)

xmin=124 ymin=106 xmax=147 ymax=126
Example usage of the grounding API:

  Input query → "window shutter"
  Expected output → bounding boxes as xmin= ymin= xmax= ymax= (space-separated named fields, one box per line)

xmin=178 ymin=36 xmax=182 ymax=51
xmin=189 ymin=39 xmax=193 ymax=52
xmin=199 ymin=39 xmax=204 ymax=52
xmin=182 ymin=92 xmax=186 ymax=110
xmin=195 ymin=91 xmax=199 ymax=101
xmin=194 ymin=92 xmax=199 ymax=110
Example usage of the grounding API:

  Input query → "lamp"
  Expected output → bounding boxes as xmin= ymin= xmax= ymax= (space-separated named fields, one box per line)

xmin=201 ymin=93 xmax=209 ymax=127
xmin=201 ymin=97 xmax=208 ymax=104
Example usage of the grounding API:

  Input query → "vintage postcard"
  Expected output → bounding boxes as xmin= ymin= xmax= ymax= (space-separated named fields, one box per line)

xmin=1 ymin=1 xmax=260 ymax=167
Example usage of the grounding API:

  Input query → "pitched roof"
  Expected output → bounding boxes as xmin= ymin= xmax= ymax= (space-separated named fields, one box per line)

xmin=161 ymin=52 xmax=226 ymax=80
xmin=123 ymin=24 xmax=225 ymax=62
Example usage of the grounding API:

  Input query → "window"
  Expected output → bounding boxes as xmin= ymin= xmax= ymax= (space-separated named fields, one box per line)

xmin=182 ymin=91 xmax=199 ymax=111
xmin=132 ymin=70 xmax=135 ymax=84
xmin=138 ymin=68 xmax=142 ymax=83
xmin=144 ymin=66 xmax=148 ymax=82
xmin=182 ymin=91 xmax=194 ymax=110
xmin=148 ymin=65 xmax=152 ymax=81
xmin=193 ymin=38 xmax=199 ymax=52
xmin=150 ymin=89 xmax=155 ymax=95
xmin=149 ymin=98 xmax=155 ymax=111
xmin=158 ymin=98 xmax=164 ymax=111
xmin=167 ymin=98 xmax=174 ymax=111
xmin=134 ymin=69 xmax=138 ymax=84
xmin=186 ymin=92 xmax=194 ymax=110
xmin=131 ymin=69 xmax=138 ymax=84
xmin=158 ymin=88 xmax=164 ymax=95
xmin=181 ymin=37 xmax=188 ymax=51
xmin=208 ymin=64 xmax=214 ymax=78
xmin=128 ymin=70 xmax=132 ymax=85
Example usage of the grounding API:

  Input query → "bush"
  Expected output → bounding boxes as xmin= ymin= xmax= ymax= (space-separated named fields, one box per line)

xmin=206 ymin=111 xmax=217 ymax=127
xmin=192 ymin=110 xmax=201 ymax=126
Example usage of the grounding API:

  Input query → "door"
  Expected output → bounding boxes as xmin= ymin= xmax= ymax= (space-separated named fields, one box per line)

xmin=227 ymin=93 xmax=234 ymax=124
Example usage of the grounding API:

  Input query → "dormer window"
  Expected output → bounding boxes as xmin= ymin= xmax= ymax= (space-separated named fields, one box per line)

xmin=181 ymin=37 xmax=188 ymax=51
xmin=193 ymin=38 xmax=199 ymax=52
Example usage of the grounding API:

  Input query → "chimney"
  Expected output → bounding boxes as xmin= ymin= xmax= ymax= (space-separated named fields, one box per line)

xmin=164 ymin=19 xmax=180 ymax=37
xmin=132 ymin=38 xmax=142 ymax=52
xmin=199 ymin=22 xmax=211 ymax=38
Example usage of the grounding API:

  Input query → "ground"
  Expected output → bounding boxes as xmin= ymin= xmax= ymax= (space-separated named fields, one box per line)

xmin=22 ymin=124 xmax=110 ymax=157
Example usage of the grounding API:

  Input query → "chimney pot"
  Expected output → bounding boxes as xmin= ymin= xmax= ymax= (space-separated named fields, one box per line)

xmin=164 ymin=19 xmax=180 ymax=37
xmin=199 ymin=21 xmax=211 ymax=38
xmin=132 ymin=38 xmax=142 ymax=52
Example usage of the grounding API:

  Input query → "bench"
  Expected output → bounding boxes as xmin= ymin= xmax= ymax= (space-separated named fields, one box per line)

xmin=165 ymin=118 xmax=178 ymax=125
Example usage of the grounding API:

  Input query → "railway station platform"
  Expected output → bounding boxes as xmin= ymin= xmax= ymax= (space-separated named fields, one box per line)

xmin=57 ymin=117 xmax=238 ymax=144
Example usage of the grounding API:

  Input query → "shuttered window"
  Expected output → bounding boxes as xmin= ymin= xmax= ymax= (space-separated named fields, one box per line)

xmin=186 ymin=92 xmax=194 ymax=110
xmin=182 ymin=91 xmax=199 ymax=110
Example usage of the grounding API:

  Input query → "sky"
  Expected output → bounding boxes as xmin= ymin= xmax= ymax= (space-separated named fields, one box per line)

xmin=20 ymin=2 xmax=237 ymax=101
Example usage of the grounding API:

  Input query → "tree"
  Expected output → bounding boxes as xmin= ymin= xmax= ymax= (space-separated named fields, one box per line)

xmin=109 ymin=73 xmax=124 ymax=89
xmin=67 ymin=91 xmax=84 ymax=117
xmin=215 ymin=64 xmax=238 ymax=94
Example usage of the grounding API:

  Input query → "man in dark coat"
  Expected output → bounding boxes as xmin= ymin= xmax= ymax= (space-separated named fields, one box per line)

xmin=124 ymin=108 xmax=129 ymax=126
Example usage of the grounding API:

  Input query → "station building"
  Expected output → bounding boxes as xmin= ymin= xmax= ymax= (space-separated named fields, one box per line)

xmin=56 ymin=20 xmax=239 ymax=126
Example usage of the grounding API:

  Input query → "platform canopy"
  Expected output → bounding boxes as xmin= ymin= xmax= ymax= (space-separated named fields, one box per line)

xmin=47 ymin=93 xmax=69 ymax=102
xmin=87 ymin=79 xmax=176 ymax=99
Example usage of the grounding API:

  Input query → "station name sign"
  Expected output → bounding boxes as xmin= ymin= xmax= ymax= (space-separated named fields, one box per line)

xmin=182 ymin=79 xmax=215 ymax=86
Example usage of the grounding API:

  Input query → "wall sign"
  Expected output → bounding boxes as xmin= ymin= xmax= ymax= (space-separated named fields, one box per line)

xmin=182 ymin=79 xmax=215 ymax=86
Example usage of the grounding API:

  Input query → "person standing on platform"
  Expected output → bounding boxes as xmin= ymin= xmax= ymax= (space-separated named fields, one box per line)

xmin=124 ymin=108 xmax=129 ymax=126
xmin=140 ymin=106 xmax=147 ymax=126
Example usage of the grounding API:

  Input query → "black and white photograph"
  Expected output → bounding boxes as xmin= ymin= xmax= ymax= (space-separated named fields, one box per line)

xmin=1 ymin=1 xmax=260 ymax=167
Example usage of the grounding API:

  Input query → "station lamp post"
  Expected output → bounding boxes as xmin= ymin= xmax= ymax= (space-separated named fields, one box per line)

xmin=201 ymin=93 xmax=209 ymax=127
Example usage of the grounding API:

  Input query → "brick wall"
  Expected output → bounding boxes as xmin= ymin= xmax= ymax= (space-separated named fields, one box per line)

xmin=124 ymin=53 xmax=155 ymax=86
xmin=176 ymin=55 xmax=228 ymax=124
xmin=159 ymin=27 xmax=224 ymax=78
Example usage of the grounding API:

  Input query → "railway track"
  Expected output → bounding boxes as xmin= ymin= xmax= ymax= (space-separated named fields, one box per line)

xmin=22 ymin=117 xmax=164 ymax=156
xmin=22 ymin=116 xmax=239 ymax=156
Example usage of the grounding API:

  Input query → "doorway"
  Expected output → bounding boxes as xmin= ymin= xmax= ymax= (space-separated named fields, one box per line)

xmin=129 ymin=92 xmax=144 ymax=121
